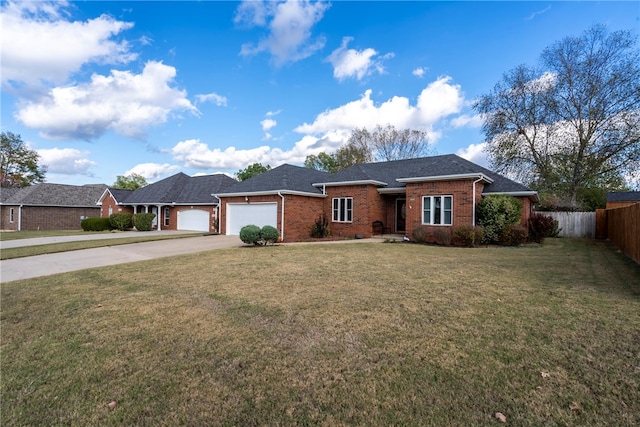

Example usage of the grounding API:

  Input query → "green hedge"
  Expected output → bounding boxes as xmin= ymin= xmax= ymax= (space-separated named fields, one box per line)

xmin=239 ymin=224 xmax=280 ymax=246
xmin=477 ymin=195 xmax=522 ymax=244
xmin=81 ymin=217 xmax=111 ymax=231
xmin=109 ymin=213 xmax=133 ymax=231
xmin=133 ymin=213 xmax=156 ymax=231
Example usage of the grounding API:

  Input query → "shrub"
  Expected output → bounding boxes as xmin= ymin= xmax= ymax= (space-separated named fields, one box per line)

xmin=109 ymin=213 xmax=132 ymax=231
xmin=433 ymin=227 xmax=452 ymax=246
xmin=133 ymin=213 xmax=156 ymax=231
xmin=527 ymin=214 xmax=560 ymax=243
xmin=311 ymin=213 xmax=330 ymax=238
xmin=477 ymin=195 xmax=522 ymax=244
xmin=260 ymin=225 xmax=280 ymax=245
xmin=240 ymin=225 xmax=261 ymax=245
xmin=454 ymin=225 xmax=484 ymax=247
xmin=81 ymin=217 xmax=111 ymax=231
xmin=412 ymin=225 xmax=429 ymax=243
xmin=499 ymin=224 xmax=528 ymax=246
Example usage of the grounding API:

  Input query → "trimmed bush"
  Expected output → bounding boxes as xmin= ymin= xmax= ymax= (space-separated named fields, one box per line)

xmin=81 ymin=217 xmax=111 ymax=231
xmin=454 ymin=225 xmax=484 ymax=247
xmin=499 ymin=224 xmax=528 ymax=246
xmin=133 ymin=213 xmax=156 ymax=231
xmin=433 ymin=227 xmax=452 ymax=246
xmin=528 ymin=214 xmax=560 ymax=243
xmin=412 ymin=225 xmax=429 ymax=243
xmin=109 ymin=213 xmax=133 ymax=231
xmin=240 ymin=225 xmax=261 ymax=245
xmin=260 ymin=225 xmax=280 ymax=245
xmin=477 ymin=195 xmax=522 ymax=244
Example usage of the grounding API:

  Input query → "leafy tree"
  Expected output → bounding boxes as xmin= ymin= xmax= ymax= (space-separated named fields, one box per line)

xmin=304 ymin=140 xmax=371 ymax=173
xmin=113 ymin=173 xmax=148 ymax=190
xmin=236 ymin=163 xmax=271 ymax=181
xmin=0 ymin=131 xmax=47 ymax=187
xmin=475 ymin=25 xmax=640 ymax=207
xmin=304 ymin=152 xmax=339 ymax=173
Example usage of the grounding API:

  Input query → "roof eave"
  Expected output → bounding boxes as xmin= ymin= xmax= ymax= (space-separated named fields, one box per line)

xmin=312 ymin=179 xmax=388 ymax=187
xmin=217 ymin=190 xmax=326 ymax=198
xmin=397 ymin=173 xmax=494 ymax=184
xmin=483 ymin=190 xmax=540 ymax=202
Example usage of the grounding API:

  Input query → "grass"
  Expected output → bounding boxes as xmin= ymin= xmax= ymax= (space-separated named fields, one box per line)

xmin=0 ymin=231 xmax=202 ymax=260
xmin=0 ymin=229 xmax=110 ymax=241
xmin=2 ymin=238 xmax=639 ymax=425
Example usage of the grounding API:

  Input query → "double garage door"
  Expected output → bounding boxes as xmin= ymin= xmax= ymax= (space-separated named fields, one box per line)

xmin=226 ymin=203 xmax=278 ymax=235
xmin=177 ymin=209 xmax=210 ymax=232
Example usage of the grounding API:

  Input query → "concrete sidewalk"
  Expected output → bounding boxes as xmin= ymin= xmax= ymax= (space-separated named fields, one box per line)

xmin=0 ymin=234 xmax=243 ymax=283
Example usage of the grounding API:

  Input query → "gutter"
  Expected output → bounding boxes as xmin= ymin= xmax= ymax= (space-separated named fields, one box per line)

xmin=472 ymin=177 xmax=484 ymax=227
xmin=277 ymin=191 xmax=285 ymax=241
xmin=18 ymin=204 xmax=23 ymax=231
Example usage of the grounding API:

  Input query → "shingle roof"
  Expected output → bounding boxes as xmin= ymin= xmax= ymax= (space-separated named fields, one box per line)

xmin=218 ymin=164 xmax=333 ymax=195
xmin=607 ymin=191 xmax=640 ymax=202
xmin=1 ymin=183 xmax=107 ymax=206
xmin=319 ymin=154 xmax=534 ymax=194
xmin=115 ymin=173 xmax=238 ymax=205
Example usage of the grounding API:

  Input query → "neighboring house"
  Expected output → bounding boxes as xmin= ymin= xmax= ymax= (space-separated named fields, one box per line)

xmin=98 ymin=172 xmax=237 ymax=233
xmin=606 ymin=191 xmax=640 ymax=209
xmin=0 ymin=183 xmax=107 ymax=231
xmin=217 ymin=154 xmax=539 ymax=242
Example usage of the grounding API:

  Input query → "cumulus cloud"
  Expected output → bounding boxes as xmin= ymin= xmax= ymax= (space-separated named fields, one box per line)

xmin=260 ymin=118 xmax=277 ymax=140
xmin=124 ymin=163 xmax=181 ymax=182
xmin=235 ymin=0 xmax=330 ymax=65
xmin=1 ymin=0 xmax=136 ymax=87
xmin=456 ymin=143 xmax=488 ymax=167
xmin=326 ymin=37 xmax=393 ymax=81
xmin=412 ymin=67 xmax=427 ymax=78
xmin=38 ymin=147 xmax=97 ymax=175
xmin=295 ymin=76 xmax=464 ymax=141
xmin=450 ymin=113 xmax=484 ymax=128
xmin=195 ymin=92 xmax=228 ymax=106
xmin=15 ymin=61 xmax=198 ymax=140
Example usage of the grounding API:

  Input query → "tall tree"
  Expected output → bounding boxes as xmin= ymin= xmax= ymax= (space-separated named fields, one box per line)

xmin=475 ymin=25 xmax=640 ymax=206
xmin=351 ymin=124 xmax=432 ymax=162
xmin=303 ymin=152 xmax=339 ymax=173
xmin=113 ymin=173 xmax=148 ymax=190
xmin=0 ymin=132 xmax=47 ymax=187
xmin=304 ymin=139 xmax=372 ymax=173
xmin=236 ymin=163 xmax=270 ymax=181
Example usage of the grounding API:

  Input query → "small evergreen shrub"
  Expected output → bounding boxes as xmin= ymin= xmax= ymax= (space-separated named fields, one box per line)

xmin=412 ymin=225 xmax=429 ymax=243
xmin=260 ymin=225 xmax=280 ymax=245
xmin=454 ymin=225 xmax=484 ymax=247
xmin=477 ymin=195 xmax=522 ymax=244
xmin=109 ymin=213 xmax=133 ymax=231
xmin=133 ymin=213 xmax=156 ymax=231
xmin=311 ymin=213 xmax=330 ymax=238
xmin=240 ymin=224 xmax=261 ymax=245
xmin=499 ymin=224 xmax=528 ymax=246
xmin=527 ymin=214 xmax=560 ymax=243
xmin=81 ymin=217 xmax=111 ymax=231
xmin=433 ymin=227 xmax=452 ymax=246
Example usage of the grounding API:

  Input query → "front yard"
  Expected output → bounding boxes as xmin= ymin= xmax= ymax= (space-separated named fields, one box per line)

xmin=1 ymin=238 xmax=639 ymax=425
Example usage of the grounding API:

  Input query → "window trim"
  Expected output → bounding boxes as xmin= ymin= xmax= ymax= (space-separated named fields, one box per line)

xmin=9 ymin=208 xmax=14 ymax=223
xmin=422 ymin=195 xmax=453 ymax=226
xmin=164 ymin=207 xmax=170 ymax=226
xmin=332 ymin=197 xmax=353 ymax=223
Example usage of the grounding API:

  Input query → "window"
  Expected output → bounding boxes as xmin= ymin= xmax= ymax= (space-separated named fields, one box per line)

xmin=332 ymin=197 xmax=353 ymax=222
xmin=108 ymin=206 xmax=113 ymax=216
xmin=422 ymin=195 xmax=452 ymax=225
xmin=164 ymin=207 xmax=170 ymax=226
xmin=9 ymin=208 xmax=14 ymax=223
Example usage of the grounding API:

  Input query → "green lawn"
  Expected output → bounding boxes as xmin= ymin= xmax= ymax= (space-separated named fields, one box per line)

xmin=2 ymin=238 xmax=639 ymax=426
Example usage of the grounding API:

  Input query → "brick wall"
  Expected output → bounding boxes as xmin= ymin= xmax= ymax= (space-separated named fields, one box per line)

xmin=0 ymin=205 xmax=19 ymax=230
xmin=15 ymin=206 xmax=101 ymax=230
xmin=324 ymin=185 xmax=386 ymax=238
xmin=100 ymin=193 xmax=134 ymax=218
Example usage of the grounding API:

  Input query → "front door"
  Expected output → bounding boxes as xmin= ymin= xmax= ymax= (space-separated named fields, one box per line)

xmin=396 ymin=199 xmax=406 ymax=232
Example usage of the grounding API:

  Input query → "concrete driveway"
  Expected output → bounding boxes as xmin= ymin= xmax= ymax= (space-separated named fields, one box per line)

xmin=0 ymin=233 xmax=243 ymax=283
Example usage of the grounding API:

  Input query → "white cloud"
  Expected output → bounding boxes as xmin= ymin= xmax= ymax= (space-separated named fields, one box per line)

xmin=326 ymin=37 xmax=392 ymax=81
xmin=1 ymin=0 xmax=136 ymax=87
xmin=456 ymin=143 xmax=488 ymax=167
xmin=124 ymin=163 xmax=181 ymax=182
xmin=526 ymin=5 xmax=551 ymax=21
xmin=450 ymin=113 xmax=484 ymax=128
xmin=412 ymin=67 xmax=427 ymax=78
xmin=295 ymin=76 xmax=464 ymax=141
xmin=38 ymin=147 xmax=96 ymax=175
xmin=15 ymin=61 xmax=198 ymax=140
xmin=261 ymin=118 xmax=277 ymax=132
xmin=236 ymin=0 xmax=330 ymax=65
xmin=195 ymin=92 xmax=228 ymax=106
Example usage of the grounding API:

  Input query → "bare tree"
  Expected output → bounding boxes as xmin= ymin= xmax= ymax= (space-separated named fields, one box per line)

xmin=350 ymin=124 xmax=432 ymax=162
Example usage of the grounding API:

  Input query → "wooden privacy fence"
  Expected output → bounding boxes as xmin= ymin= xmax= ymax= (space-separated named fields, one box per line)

xmin=605 ymin=203 xmax=640 ymax=264
xmin=545 ymin=212 xmax=595 ymax=238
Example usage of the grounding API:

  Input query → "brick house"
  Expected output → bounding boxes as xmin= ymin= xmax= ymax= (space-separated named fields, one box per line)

xmin=217 ymin=154 xmax=538 ymax=242
xmin=98 ymin=172 xmax=237 ymax=232
xmin=0 ymin=183 xmax=107 ymax=231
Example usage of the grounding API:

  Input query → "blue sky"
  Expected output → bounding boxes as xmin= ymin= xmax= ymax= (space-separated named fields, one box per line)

xmin=1 ymin=1 xmax=638 ymax=185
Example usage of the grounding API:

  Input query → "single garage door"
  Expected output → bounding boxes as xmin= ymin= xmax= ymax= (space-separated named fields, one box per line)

xmin=227 ymin=203 xmax=277 ymax=235
xmin=177 ymin=209 xmax=210 ymax=232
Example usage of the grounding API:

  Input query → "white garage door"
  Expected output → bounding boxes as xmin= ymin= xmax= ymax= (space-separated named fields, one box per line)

xmin=227 ymin=203 xmax=278 ymax=235
xmin=177 ymin=209 xmax=210 ymax=232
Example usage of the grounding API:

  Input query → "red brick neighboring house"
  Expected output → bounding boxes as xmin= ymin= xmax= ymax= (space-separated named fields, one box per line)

xmin=98 ymin=172 xmax=237 ymax=232
xmin=216 ymin=154 xmax=538 ymax=242
xmin=0 ymin=183 xmax=107 ymax=231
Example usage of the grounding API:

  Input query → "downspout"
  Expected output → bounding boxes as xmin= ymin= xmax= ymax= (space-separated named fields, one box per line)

xmin=277 ymin=191 xmax=285 ymax=241
xmin=18 ymin=204 xmax=23 ymax=231
xmin=472 ymin=176 xmax=483 ymax=227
